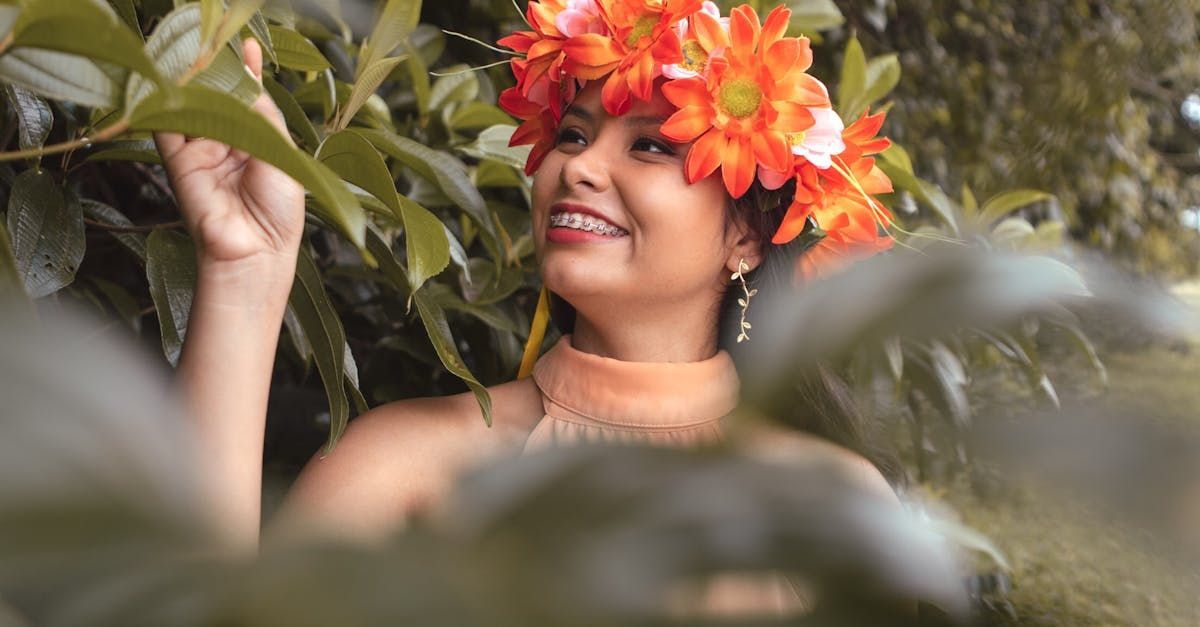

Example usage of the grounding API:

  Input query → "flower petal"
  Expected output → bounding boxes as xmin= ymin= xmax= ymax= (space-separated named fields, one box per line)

xmin=685 ymin=127 xmax=727 ymax=182
xmin=764 ymin=38 xmax=800 ymax=81
xmin=661 ymin=76 xmax=710 ymax=108
xmin=771 ymin=199 xmax=814 ymax=244
xmin=661 ymin=105 xmax=713 ymax=142
xmin=600 ymin=67 xmax=633 ymax=116
xmin=751 ymin=130 xmax=791 ymax=174
xmin=773 ymin=101 xmax=816 ymax=133
xmin=627 ymin=52 xmax=657 ymax=102
xmin=760 ymin=6 xmax=790 ymax=48
xmin=692 ymin=11 xmax=729 ymax=51
xmin=729 ymin=4 xmax=760 ymax=54
xmin=722 ymin=135 xmax=755 ymax=197
xmin=563 ymin=33 xmax=623 ymax=74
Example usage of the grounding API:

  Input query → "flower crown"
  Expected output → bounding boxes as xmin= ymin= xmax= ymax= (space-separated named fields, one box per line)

xmin=496 ymin=0 xmax=897 ymax=282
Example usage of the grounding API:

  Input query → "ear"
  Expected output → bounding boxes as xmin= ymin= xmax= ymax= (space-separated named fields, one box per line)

xmin=724 ymin=211 xmax=764 ymax=275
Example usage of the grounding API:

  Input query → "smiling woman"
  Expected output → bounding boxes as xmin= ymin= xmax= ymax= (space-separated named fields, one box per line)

xmin=153 ymin=0 xmax=905 ymax=621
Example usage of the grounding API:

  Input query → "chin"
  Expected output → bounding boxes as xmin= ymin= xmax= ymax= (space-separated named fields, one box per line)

xmin=539 ymin=249 xmax=626 ymax=303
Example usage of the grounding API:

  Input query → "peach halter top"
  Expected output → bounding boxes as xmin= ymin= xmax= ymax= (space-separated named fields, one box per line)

xmin=522 ymin=334 xmax=741 ymax=454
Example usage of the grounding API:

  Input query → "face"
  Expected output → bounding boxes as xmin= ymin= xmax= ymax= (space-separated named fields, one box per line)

xmin=531 ymin=78 xmax=744 ymax=315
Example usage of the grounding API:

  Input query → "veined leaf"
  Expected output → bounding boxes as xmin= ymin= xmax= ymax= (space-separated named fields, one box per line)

xmin=208 ymin=0 xmax=265 ymax=52
xmin=403 ymin=44 xmax=431 ymax=114
xmin=460 ymin=124 xmax=532 ymax=170
xmin=126 ymin=3 xmax=261 ymax=111
xmin=356 ymin=128 xmax=493 ymax=236
xmin=80 ymin=198 xmax=147 ymax=263
xmin=978 ymin=189 xmax=1053 ymax=228
xmin=267 ymin=25 xmax=331 ymax=72
xmin=0 ymin=47 xmax=121 ymax=108
xmin=356 ymin=0 xmax=421 ymax=80
xmin=428 ymin=64 xmax=478 ymax=113
xmin=246 ymin=11 xmax=276 ymax=65
xmin=448 ymin=102 xmax=515 ymax=132
xmin=289 ymin=244 xmax=351 ymax=454
xmin=411 ymin=285 xmax=493 ymax=426
xmin=335 ymin=55 xmax=405 ymax=131
xmin=128 ymin=84 xmax=367 ymax=250
xmin=199 ymin=0 xmax=223 ymax=45
xmin=145 ymin=229 xmax=197 ymax=366
xmin=6 ymin=170 xmax=84 ymax=298
xmin=10 ymin=0 xmax=163 ymax=86
xmin=317 ymin=130 xmax=449 ymax=290
xmin=3 ymin=84 xmax=52 ymax=150
xmin=83 ymin=139 xmax=163 ymax=166
xmin=262 ymin=75 xmax=320 ymax=152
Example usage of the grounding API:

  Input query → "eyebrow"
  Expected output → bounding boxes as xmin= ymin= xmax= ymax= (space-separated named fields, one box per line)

xmin=563 ymin=104 xmax=669 ymax=128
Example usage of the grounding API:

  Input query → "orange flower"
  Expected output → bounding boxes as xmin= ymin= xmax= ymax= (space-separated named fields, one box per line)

xmin=658 ymin=4 xmax=831 ymax=197
xmin=771 ymin=109 xmax=894 ymax=245
xmin=561 ymin=0 xmax=701 ymax=116
xmin=795 ymin=218 xmax=895 ymax=283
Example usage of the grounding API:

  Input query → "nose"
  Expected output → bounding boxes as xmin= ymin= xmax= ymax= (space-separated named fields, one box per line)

xmin=559 ymin=137 xmax=612 ymax=193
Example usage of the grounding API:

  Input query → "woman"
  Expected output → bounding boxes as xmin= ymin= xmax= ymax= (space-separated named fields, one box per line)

xmin=157 ymin=2 xmax=901 ymax=614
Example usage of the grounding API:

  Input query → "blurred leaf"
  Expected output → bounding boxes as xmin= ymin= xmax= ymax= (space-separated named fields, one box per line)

xmin=990 ymin=217 xmax=1035 ymax=249
xmin=207 ymin=0 xmax=265 ymax=52
xmin=87 ymin=275 xmax=142 ymax=332
xmin=1047 ymin=318 xmax=1108 ymax=388
xmin=859 ymin=53 xmax=900 ymax=115
xmin=125 ymin=3 xmax=261 ymax=110
xmin=461 ymin=124 xmax=532 ymax=170
xmin=317 ymin=129 xmax=449 ymax=290
xmin=6 ymin=170 xmax=84 ymax=298
xmin=978 ymin=189 xmax=1053 ymax=228
xmin=83 ymin=139 xmax=163 ymax=165
xmin=289 ymin=244 xmax=351 ymax=454
xmin=266 ymin=25 xmax=331 ymax=72
xmin=880 ymin=142 xmax=913 ymax=175
xmin=199 ymin=0 xmax=223 ymax=45
xmin=411 ymin=286 xmax=493 ymax=426
xmin=145 ymin=229 xmax=197 ymax=366
xmin=0 ymin=214 xmax=26 ymax=302
xmin=356 ymin=0 xmax=421 ymax=80
xmin=10 ymin=0 xmax=163 ymax=87
xmin=447 ymin=102 xmax=512 ymax=132
xmin=837 ymin=35 xmax=866 ymax=118
xmin=428 ymin=64 xmax=478 ymax=112
xmin=0 ymin=47 xmax=121 ymax=108
xmin=128 ymin=84 xmax=367 ymax=250
xmin=403 ymin=45 xmax=431 ymax=115
xmin=787 ymin=0 xmax=844 ymax=32
xmin=246 ymin=10 xmax=276 ymax=65
xmin=3 ymin=84 xmax=52 ymax=151
xmin=80 ymin=198 xmax=147 ymax=263
xmin=262 ymin=75 xmax=320 ymax=152
xmin=107 ymin=0 xmax=140 ymax=36
xmin=876 ymin=159 xmax=960 ymax=235
xmin=960 ymin=183 xmax=978 ymax=217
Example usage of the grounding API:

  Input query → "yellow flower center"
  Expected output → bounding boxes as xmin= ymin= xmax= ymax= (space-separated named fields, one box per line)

xmin=788 ymin=131 xmax=807 ymax=146
xmin=718 ymin=78 xmax=762 ymax=119
xmin=679 ymin=39 xmax=708 ymax=73
xmin=626 ymin=15 xmax=658 ymax=47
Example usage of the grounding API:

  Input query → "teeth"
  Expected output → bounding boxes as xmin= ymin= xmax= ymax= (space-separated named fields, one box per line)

xmin=549 ymin=211 xmax=628 ymax=237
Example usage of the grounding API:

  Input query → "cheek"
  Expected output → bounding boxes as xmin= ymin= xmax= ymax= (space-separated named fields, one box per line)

xmin=632 ymin=178 xmax=730 ymax=273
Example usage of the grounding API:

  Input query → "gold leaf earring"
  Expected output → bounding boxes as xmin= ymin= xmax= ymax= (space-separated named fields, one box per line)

xmin=732 ymin=257 xmax=757 ymax=343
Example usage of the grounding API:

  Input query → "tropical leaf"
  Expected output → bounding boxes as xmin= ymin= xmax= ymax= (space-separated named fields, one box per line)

xmin=356 ymin=0 xmax=421 ymax=79
xmin=411 ymin=286 xmax=493 ymax=426
xmin=9 ymin=0 xmax=163 ymax=86
xmin=289 ymin=244 xmax=351 ymax=454
xmin=335 ymin=55 xmax=405 ymax=131
xmin=837 ymin=35 xmax=866 ymax=117
xmin=145 ymin=229 xmax=197 ymax=366
xmin=0 ymin=47 xmax=121 ymax=108
xmin=82 ymin=139 xmax=163 ymax=166
xmin=128 ymin=84 xmax=367 ymax=250
xmin=978 ymin=189 xmax=1053 ymax=228
xmin=262 ymin=75 xmax=320 ymax=152
xmin=267 ymin=25 xmax=331 ymax=72
xmin=3 ymin=84 xmax=52 ymax=150
xmin=6 ymin=170 xmax=85 ymax=298
xmin=427 ymin=64 xmax=478 ymax=113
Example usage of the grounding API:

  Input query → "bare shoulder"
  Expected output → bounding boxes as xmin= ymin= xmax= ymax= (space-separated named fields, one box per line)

xmin=737 ymin=424 xmax=900 ymax=507
xmin=267 ymin=377 xmax=544 ymax=544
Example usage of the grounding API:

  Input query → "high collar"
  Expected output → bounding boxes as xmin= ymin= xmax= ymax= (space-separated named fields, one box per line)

xmin=531 ymin=334 xmax=741 ymax=428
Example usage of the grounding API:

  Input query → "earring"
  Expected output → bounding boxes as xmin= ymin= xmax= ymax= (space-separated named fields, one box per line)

xmin=732 ymin=257 xmax=757 ymax=343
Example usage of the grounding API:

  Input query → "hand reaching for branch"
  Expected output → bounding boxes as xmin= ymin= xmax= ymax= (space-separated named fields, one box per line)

xmin=153 ymin=38 xmax=306 ymax=267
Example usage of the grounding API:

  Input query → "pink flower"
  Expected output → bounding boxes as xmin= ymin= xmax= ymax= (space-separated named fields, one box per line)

xmin=555 ymin=0 xmax=607 ymax=37
xmin=791 ymin=106 xmax=845 ymax=169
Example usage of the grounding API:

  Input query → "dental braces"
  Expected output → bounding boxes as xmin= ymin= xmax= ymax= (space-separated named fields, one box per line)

xmin=549 ymin=214 xmax=628 ymax=236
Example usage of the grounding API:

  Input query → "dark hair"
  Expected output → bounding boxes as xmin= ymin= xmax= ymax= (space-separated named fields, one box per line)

xmin=718 ymin=179 xmax=901 ymax=484
xmin=545 ymin=178 xmax=900 ymax=483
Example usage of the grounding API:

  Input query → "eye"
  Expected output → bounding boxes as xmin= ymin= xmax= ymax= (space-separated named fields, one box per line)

xmin=555 ymin=127 xmax=587 ymax=146
xmin=633 ymin=136 xmax=675 ymax=156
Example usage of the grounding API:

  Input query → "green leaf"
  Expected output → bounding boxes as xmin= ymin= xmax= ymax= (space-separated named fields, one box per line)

xmin=199 ymin=0 xmax=222 ymax=44
xmin=289 ymin=244 xmax=351 ymax=454
xmin=403 ymin=45 xmax=431 ymax=115
xmin=0 ymin=47 xmax=121 ymax=108
xmin=88 ymin=275 xmax=142 ymax=332
xmin=335 ymin=55 xmax=405 ymax=131
xmin=357 ymin=0 xmax=421 ymax=79
xmin=3 ymin=84 xmax=52 ymax=151
xmin=978 ymin=189 xmax=1053 ymax=228
xmin=145 ymin=229 xmax=197 ymax=366
xmin=128 ymin=84 xmax=367 ymax=250
xmin=990 ymin=217 xmax=1036 ymax=249
xmin=262 ymin=75 xmax=320 ymax=152
xmin=787 ymin=0 xmax=844 ymax=32
xmin=267 ymin=25 xmax=331 ymax=72
xmin=126 ymin=3 xmax=261 ymax=110
xmin=10 ymin=0 xmax=163 ymax=86
xmin=246 ymin=10 xmax=276 ymax=65
xmin=860 ymin=53 xmax=900 ymax=113
xmin=447 ymin=101 xmax=513 ymax=132
xmin=428 ymin=64 xmax=478 ymax=112
xmin=80 ymin=198 xmax=147 ymax=263
xmin=6 ymin=170 xmax=85 ymax=298
xmin=83 ymin=139 xmax=163 ymax=166
xmin=876 ymin=160 xmax=960 ymax=235
xmin=879 ymin=142 xmax=913 ymax=175
xmin=837 ymin=35 xmax=866 ymax=117
xmin=317 ymin=130 xmax=449 ymax=290
xmin=411 ymin=285 xmax=493 ymax=426
xmin=108 ymin=0 xmax=140 ymax=37
xmin=356 ymin=128 xmax=492 ymax=235
xmin=460 ymin=124 xmax=532 ymax=170
xmin=208 ymin=0 xmax=265 ymax=51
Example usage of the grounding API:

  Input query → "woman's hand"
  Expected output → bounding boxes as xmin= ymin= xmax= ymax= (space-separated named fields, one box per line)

xmin=153 ymin=38 xmax=305 ymax=267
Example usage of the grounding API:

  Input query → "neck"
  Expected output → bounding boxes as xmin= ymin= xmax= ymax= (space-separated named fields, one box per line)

xmin=568 ymin=300 xmax=721 ymax=363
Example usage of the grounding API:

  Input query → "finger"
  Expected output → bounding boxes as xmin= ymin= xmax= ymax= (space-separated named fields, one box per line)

xmin=241 ymin=37 xmax=294 ymax=148
xmin=242 ymin=37 xmax=264 ymax=83
xmin=153 ymin=131 xmax=185 ymax=161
